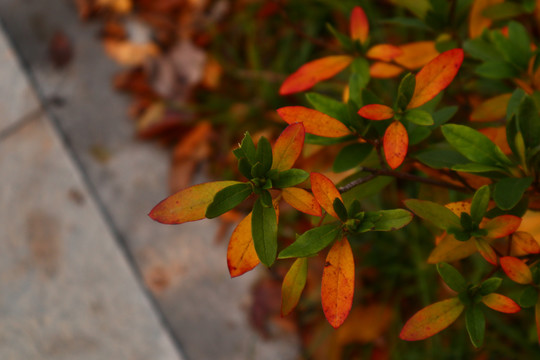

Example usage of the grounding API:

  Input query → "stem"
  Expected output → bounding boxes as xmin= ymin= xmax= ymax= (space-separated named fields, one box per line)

xmin=338 ymin=167 xmax=471 ymax=193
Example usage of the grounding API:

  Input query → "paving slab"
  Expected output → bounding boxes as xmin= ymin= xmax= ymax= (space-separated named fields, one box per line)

xmin=0 ymin=29 xmax=182 ymax=360
xmin=0 ymin=1 xmax=300 ymax=359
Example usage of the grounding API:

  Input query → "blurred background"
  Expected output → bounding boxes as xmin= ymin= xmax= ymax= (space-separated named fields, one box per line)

xmin=0 ymin=0 xmax=331 ymax=359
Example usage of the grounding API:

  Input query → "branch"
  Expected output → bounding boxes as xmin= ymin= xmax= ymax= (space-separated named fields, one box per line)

xmin=338 ymin=167 xmax=472 ymax=193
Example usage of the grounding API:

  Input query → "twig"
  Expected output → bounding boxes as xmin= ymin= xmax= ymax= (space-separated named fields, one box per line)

xmin=338 ymin=167 xmax=472 ymax=193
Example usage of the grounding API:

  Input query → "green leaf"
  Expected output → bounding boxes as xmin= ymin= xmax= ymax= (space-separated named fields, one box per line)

xmin=306 ymin=92 xmax=349 ymax=123
xmin=341 ymin=175 xmax=394 ymax=207
xmin=493 ymin=177 xmax=533 ymax=210
xmin=359 ymin=209 xmax=413 ymax=232
xmin=442 ymin=124 xmax=513 ymax=167
xmin=415 ymin=148 xmax=468 ymax=169
xmin=238 ymin=158 xmax=253 ymax=179
xmin=256 ymin=137 xmax=273 ymax=174
xmin=380 ymin=17 xmax=431 ymax=31
xmin=333 ymin=198 xmax=348 ymax=222
xmin=252 ymin=197 xmax=277 ymax=267
xmin=260 ymin=189 xmax=273 ymax=207
xmin=475 ymin=61 xmax=519 ymax=79
xmin=333 ymin=143 xmax=373 ymax=172
xmin=430 ymin=106 xmax=458 ymax=129
xmin=278 ymin=224 xmax=341 ymax=259
xmin=206 ymin=183 xmax=253 ymax=219
xmin=273 ymin=169 xmax=309 ymax=188
xmin=464 ymin=38 xmax=502 ymax=62
xmin=451 ymin=163 xmax=507 ymax=173
xmin=470 ymin=185 xmax=490 ymax=224
xmin=466 ymin=305 xmax=485 ymax=348
xmin=349 ymin=58 xmax=370 ymax=102
xmin=240 ymin=132 xmax=257 ymax=164
xmin=519 ymin=286 xmax=538 ymax=308
xmin=326 ymin=23 xmax=353 ymax=51
xmin=479 ymin=278 xmax=502 ymax=295
xmin=491 ymin=29 xmax=528 ymax=70
xmin=305 ymin=133 xmax=356 ymax=145
xmin=404 ymin=199 xmax=461 ymax=231
xmin=482 ymin=2 xmax=526 ymax=21
xmin=395 ymin=73 xmax=416 ymax=110
xmin=437 ymin=263 xmax=467 ymax=292
xmin=403 ymin=109 xmax=434 ymax=126
xmin=517 ymin=96 xmax=540 ymax=150
xmin=507 ymin=88 xmax=527 ymax=120
xmin=508 ymin=22 xmax=532 ymax=64
xmin=408 ymin=126 xmax=431 ymax=145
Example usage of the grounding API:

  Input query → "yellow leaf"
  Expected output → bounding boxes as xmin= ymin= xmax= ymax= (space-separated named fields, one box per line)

xmin=149 ymin=181 xmax=240 ymax=224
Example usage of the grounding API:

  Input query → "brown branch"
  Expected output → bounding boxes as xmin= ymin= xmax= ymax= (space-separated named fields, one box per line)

xmin=338 ymin=167 xmax=472 ymax=193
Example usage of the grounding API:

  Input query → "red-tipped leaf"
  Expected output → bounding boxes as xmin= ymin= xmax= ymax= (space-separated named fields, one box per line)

xmin=322 ymin=238 xmax=355 ymax=328
xmin=475 ymin=238 xmax=498 ymax=265
xmin=277 ymin=106 xmax=352 ymax=138
xmin=350 ymin=6 xmax=368 ymax=43
xmin=310 ymin=173 xmax=343 ymax=219
xmin=149 ymin=181 xmax=241 ymax=224
xmin=227 ymin=212 xmax=259 ymax=277
xmin=511 ymin=231 xmax=540 ymax=256
xmin=279 ymin=56 xmax=353 ymax=95
xmin=482 ymin=293 xmax=521 ymax=313
xmin=400 ymin=297 xmax=464 ymax=341
xmin=407 ymin=49 xmax=464 ymax=109
xmin=272 ymin=123 xmax=305 ymax=171
xmin=483 ymin=215 xmax=522 ymax=239
xmin=500 ymin=256 xmax=533 ymax=284
xmin=358 ymin=104 xmax=395 ymax=120
xmin=383 ymin=121 xmax=408 ymax=169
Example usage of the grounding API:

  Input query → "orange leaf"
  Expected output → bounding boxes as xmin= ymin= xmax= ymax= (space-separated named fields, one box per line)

xmin=469 ymin=0 xmax=504 ymax=38
xmin=149 ymin=181 xmax=240 ymax=224
xmin=310 ymin=173 xmax=343 ymax=219
xmin=394 ymin=41 xmax=439 ymax=70
xmin=479 ymin=126 xmax=512 ymax=154
xmin=511 ymin=231 xmax=540 ymax=256
xmin=369 ymin=62 xmax=404 ymax=78
xmin=500 ymin=256 xmax=533 ymax=284
xmin=399 ymin=297 xmax=464 ymax=341
xmin=407 ymin=49 xmax=464 ymax=109
xmin=366 ymin=44 xmax=403 ymax=62
xmin=470 ymin=93 xmax=512 ymax=122
xmin=383 ymin=121 xmax=408 ymax=169
xmin=475 ymin=238 xmax=498 ymax=265
xmin=277 ymin=106 xmax=352 ymax=138
xmin=482 ymin=293 xmax=521 ymax=313
xmin=279 ymin=56 xmax=353 ymax=95
xmin=282 ymin=187 xmax=322 ymax=216
xmin=272 ymin=123 xmax=305 ymax=171
xmin=483 ymin=215 xmax=522 ymax=239
xmin=428 ymin=234 xmax=478 ymax=263
xmin=350 ymin=6 xmax=369 ymax=43
xmin=322 ymin=238 xmax=355 ymax=328
xmin=281 ymin=257 xmax=308 ymax=316
xmin=358 ymin=104 xmax=395 ymax=120
xmin=445 ymin=201 xmax=471 ymax=216
xmin=227 ymin=212 xmax=260 ymax=277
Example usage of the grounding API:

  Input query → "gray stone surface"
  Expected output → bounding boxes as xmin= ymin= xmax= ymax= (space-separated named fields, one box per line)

xmin=0 ymin=28 xmax=182 ymax=359
xmin=0 ymin=1 xmax=300 ymax=359
xmin=0 ymin=24 xmax=40 ymax=134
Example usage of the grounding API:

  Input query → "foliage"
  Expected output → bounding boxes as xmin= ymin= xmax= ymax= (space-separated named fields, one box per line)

xmin=148 ymin=0 xmax=540 ymax=358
